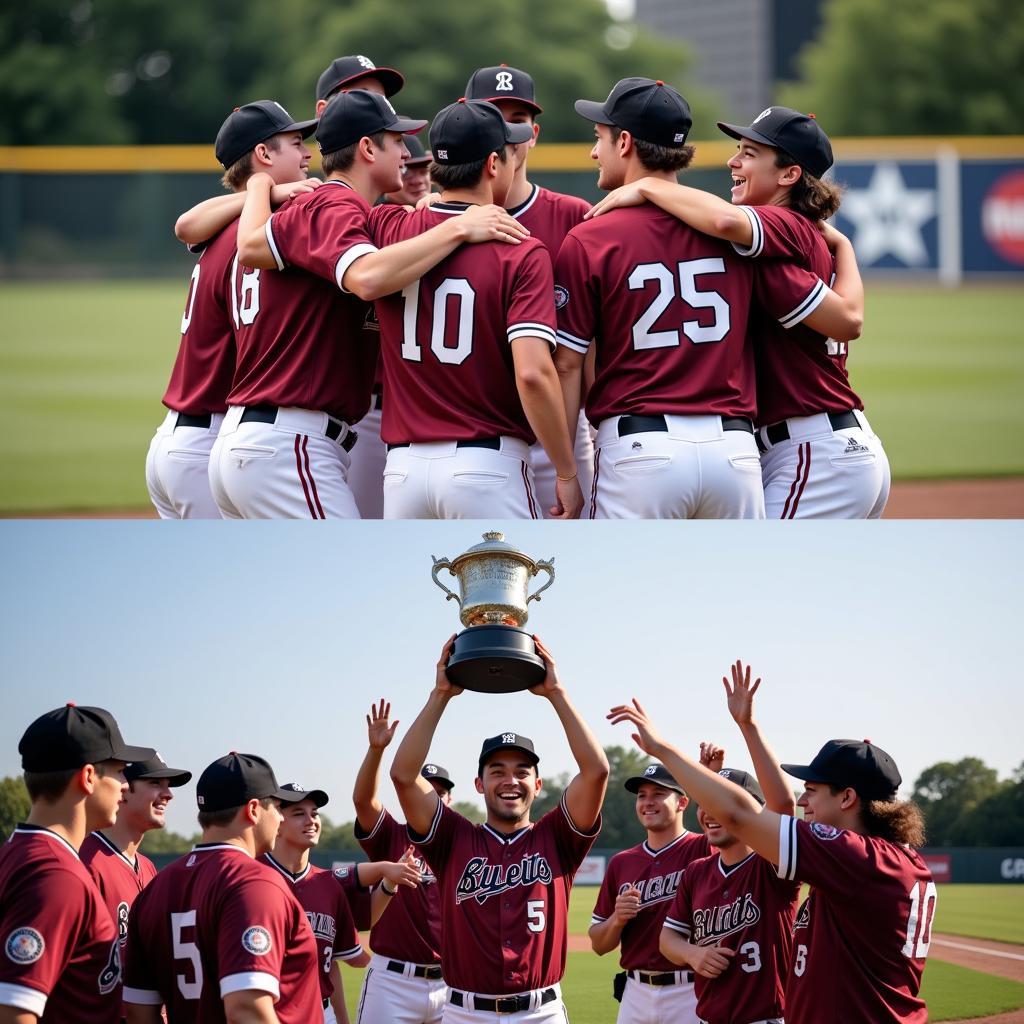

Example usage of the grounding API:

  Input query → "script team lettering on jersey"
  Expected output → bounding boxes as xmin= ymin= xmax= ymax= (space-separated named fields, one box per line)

xmin=455 ymin=853 xmax=553 ymax=904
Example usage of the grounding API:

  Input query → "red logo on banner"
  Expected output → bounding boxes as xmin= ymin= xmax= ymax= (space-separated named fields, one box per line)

xmin=982 ymin=170 xmax=1024 ymax=265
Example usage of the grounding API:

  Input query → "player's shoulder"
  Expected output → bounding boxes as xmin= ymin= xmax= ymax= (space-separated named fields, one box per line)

xmin=534 ymin=187 xmax=592 ymax=218
xmin=293 ymin=179 xmax=369 ymax=215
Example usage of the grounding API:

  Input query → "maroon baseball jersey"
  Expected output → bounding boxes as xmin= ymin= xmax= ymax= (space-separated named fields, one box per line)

xmin=227 ymin=180 xmax=378 ymax=423
xmin=260 ymin=854 xmax=363 ymax=1000
xmin=664 ymin=851 xmax=800 ymax=1024
xmin=555 ymin=206 xmax=757 ymax=424
xmin=367 ymin=202 xmax=557 ymax=445
xmin=354 ymin=808 xmax=442 ymax=965
xmin=510 ymin=184 xmax=590 ymax=257
xmin=331 ymin=862 xmax=373 ymax=932
xmin=777 ymin=816 xmax=934 ymax=1023
xmin=123 ymin=843 xmax=321 ymax=1023
xmin=735 ymin=204 xmax=864 ymax=426
xmin=0 ymin=825 xmax=121 ymax=1023
xmin=412 ymin=795 xmax=599 ymax=994
xmin=162 ymin=222 xmax=239 ymax=416
xmin=591 ymin=831 xmax=709 ymax=971
xmin=81 ymin=831 xmax=158 ymax=948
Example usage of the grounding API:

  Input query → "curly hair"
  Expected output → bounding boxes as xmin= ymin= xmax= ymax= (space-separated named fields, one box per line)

xmin=775 ymin=149 xmax=843 ymax=220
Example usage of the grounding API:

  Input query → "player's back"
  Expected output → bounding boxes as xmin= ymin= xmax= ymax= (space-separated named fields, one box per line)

xmin=511 ymin=184 xmax=590 ymax=256
xmin=368 ymin=203 xmax=557 ymax=445
xmin=556 ymin=205 xmax=756 ymax=423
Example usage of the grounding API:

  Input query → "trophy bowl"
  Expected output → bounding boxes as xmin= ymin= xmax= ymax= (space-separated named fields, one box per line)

xmin=432 ymin=531 xmax=555 ymax=694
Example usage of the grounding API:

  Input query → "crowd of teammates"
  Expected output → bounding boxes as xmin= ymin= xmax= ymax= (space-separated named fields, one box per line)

xmin=145 ymin=53 xmax=889 ymax=522
xmin=2 ymin=647 xmax=935 ymax=1023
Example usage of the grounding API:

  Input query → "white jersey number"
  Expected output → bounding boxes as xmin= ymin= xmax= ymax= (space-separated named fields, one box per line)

xmin=793 ymin=943 xmax=807 ymax=977
xmin=322 ymin=944 xmax=333 ymax=974
xmin=628 ymin=258 xmax=731 ymax=349
xmin=739 ymin=940 xmax=761 ymax=973
xmin=231 ymin=255 xmax=262 ymax=328
xmin=400 ymin=277 xmax=476 ymax=365
xmin=181 ymin=265 xmax=201 ymax=334
xmin=901 ymin=880 xmax=938 ymax=959
xmin=171 ymin=910 xmax=203 ymax=1000
xmin=527 ymin=899 xmax=546 ymax=933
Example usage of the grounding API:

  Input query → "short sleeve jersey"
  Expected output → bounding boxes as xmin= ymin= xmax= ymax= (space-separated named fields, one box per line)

xmin=367 ymin=203 xmax=557 ymax=445
xmin=591 ymin=831 xmax=709 ymax=971
xmin=354 ymin=807 xmax=442 ymax=965
xmin=123 ymin=843 xmax=321 ymax=1023
xmin=0 ymin=825 xmax=121 ymax=1023
xmin=412 ymin=795 xmax=599 ymax=994
xmin=162 ymin=221 xmax=240 ymax=416
xmin=777 ymin=817 xmax=934 ymax=1024
xmin=733 ymin=204 xmax=863 ymax=425
xmin=227 ymin=180 xmax=379 ymax=423
xmin=260 ymin=854 xmax=363 ymax=1000
xmin=80 ymin=831 xmax=158 ymax=947
xmin=555 ymin=207 xmax=757 ymax=424
xmin=332 ymin=863 xmax=373 ymax=932
xmin=509 ymin=185 xmax=591 ymax=257
xmin=664 ymin=851 xmax=800 ymax=1024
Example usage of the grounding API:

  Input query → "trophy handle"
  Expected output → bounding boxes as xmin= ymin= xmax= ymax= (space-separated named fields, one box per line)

xmin=527 ymin=558 xmax=555 ymax=604
xmin=431 ymin=557 xmax=462 ymax=607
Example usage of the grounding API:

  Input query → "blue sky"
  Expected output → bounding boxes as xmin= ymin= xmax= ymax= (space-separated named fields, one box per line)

xmin=1 ymin=522 xmax=1020 ymax=836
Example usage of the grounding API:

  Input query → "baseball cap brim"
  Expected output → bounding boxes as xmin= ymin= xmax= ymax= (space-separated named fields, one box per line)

xmin=481 ymin=95 xmax=543 ymax=115
xmin=283 ymin=117 xmax=319 ymax=140
xmin=505 ymin=121 xmax=535 ymax=145
xmin=388 ymin=115 xmax=429 ymax=135
xmin=780 ymin=762 xmax=824 ymax=783
xmin=128 ymin=766 xmax=192 ymax=787
xmin=113 ymin=742 xmax=159 ymax=765
xmin=479 ymin=744 xmax=540 ymax=771
xmin=623 ymin=775 xmax=683 ymax=795
xmin=574 ymin=99 xmax=616 ymax=126
xmin=717 ymin=121 xmax=778 ymax=149
xmin=279 ymin=787 xmax=329 ymax=808
xmin=331 ymin=67 xmax=405 ymax=99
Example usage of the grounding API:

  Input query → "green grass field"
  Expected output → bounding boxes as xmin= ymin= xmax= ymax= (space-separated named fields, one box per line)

xmin=932 ymin=883 xmax=1024 ymax=944
xmin=0 ymin=281 xmax=1022 ymax=512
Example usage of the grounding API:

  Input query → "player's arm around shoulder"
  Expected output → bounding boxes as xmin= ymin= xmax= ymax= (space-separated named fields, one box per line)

xmin=236 ymin=172 xmax=280 ymax=270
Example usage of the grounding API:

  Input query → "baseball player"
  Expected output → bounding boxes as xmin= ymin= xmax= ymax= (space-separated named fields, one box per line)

xmin=384 ymin=134 xmax=432 ymax=207
xmin=351 ymin=699 xmax=450 ymax=1024
xmin=586 ymin=106 xmax=890 ymax=518
xmin=463 ymin=64 xmax=596 ymax=514
xmin=0 ymin=704 xmax=155 ymax=1023
xmin=145 ymin=101 xmax=318 ymax=518
xmin=555 ymin=78 xmax=764 ymax=519
xmin=122 ymin=753 xmax=322 ymax=1023
xmin=589 ymin=761 xmax=712 ymax=1024
xmin=609 ymin=678 xmax=935 ymax=1024
xmin=366 ymin=99 xmax=583 ymax=519
xmin=389 ymin=635 xmax=609 ymax=1022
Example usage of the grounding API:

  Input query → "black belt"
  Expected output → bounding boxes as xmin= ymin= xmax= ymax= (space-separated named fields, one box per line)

xmin=322 ymin=998 xmax=330 ymax=1009
xmin=628 ymin=970 xmax=695 ymax=986
xmin=386 ymin=959 xmax=443 ymax=980
xmin=755 ymin=409 xmax=859 ymax=453
xmin=387 ymin=437 xmax=501 ymax=452
xmin=617 ymin=414 xmax=753 ymax=437
xmin=373 ymin=392 xmax=383 ymax=411
xmin=449 ymin=987 xmax=557 ymax=1013
xmin=240 ymin=405 xmax=357 ymax=452
xmin=174 ymin=412 xmax=212 ymax=429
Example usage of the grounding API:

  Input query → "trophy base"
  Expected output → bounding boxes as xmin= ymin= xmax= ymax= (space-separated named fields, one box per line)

xmin=446 ymin=625 xmax=545 ymax=694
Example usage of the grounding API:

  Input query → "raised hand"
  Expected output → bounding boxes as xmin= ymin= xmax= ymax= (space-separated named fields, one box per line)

xmin=457 ymin=204 xmax=531 ymax=245
xmin=528 ymin=636 xmax=564 ymax=699
xmin=723 ymin=660 xmax=760 ymax=726
xmin=366 ymin=699 xmax=399 ymax=750
xmin=612 ymin=885 xmax=643 ymax=924
xmin=700 ymin=741 xmax=725 ymax=774
xmin=383 ymin=846 xmax=423 ymax=889
xmin=434 ymin=634 xmax=464 ymax=697
xmin=607 ymin=699 xmax=667 ymax=757
xmin=584 ymin=181 xmax=649 ymax=220
xmin=270 ymin=178 xmax=322 ymax=205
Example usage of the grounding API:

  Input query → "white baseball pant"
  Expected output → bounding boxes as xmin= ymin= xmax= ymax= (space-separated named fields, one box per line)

xmin=382 ymin=437 xmax=541 ymax=519
xmin=348 ymin=397 xmax=385 ymax=519
xmin=530 ymin=411 xmax=595 ymax=519
xmin=591 ymin=415 xmax=765 ymax=519
xmin=758 ymin=409 xmax=890 ymax=519
xmin=145 ymin=410 xmax=224 ymax=519
xmin=355 ymin=955 xmax=446 ymax=1024
xmin=209 ymin=405 xmax=360 ymax=519
xmin=442 ymin=984 xmax=568 ymax=1024
xmin=617 ymin=975 xmax=698 ymax=1024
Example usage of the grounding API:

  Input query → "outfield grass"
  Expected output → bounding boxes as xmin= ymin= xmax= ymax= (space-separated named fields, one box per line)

xmin=0 ymin=281 xmax=1022 ymax=511
xmin=933 ymin=883 xmax=1024 ymax=944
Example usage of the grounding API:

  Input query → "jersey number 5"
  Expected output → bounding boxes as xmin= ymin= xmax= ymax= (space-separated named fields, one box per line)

xmin=628 ymin=258 xmax=731 ymax=350
xmin=400 ymin=278 xmax=476 ymax=365
xmin=527 ymin=899 xmax=546 ymax=933
xmin=171 ymin=910 xmax=203 ymax=999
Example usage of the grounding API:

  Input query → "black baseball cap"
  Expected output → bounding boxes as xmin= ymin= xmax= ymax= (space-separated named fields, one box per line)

xmin=717 ymin=106 xmax=833 ymax=179
xmin=124 ymin=753 xmax=192 ymax=788
xmin=782 ymin=739 xmax=902 ymax=801
xmin=404 ymin=135 xmax=431 ymax=166
xmin=478 ymin=732 xmax=540 ymax=775
xmin=214 ymin=100 xmax=317 ymax=170
xmin=464 ymin=65 xmax=543 ymax=115
xmin=19 ymin=704 xmax=155 ymax=773
xmin=421 ymin=763 xmax=454 ymax=791
xmin=316 ymin=55 xmax=405 ymax=102
xmin=317 ymin=90 xmax=427 ymax=156
xmin=575 ymin=77 xmax=692 ymax=148
xmin=196 ymin=752 xmax=294 ymax=813
xmin=278 ymin=782 xmax=329 ymax=808
xmin=430 ymin=99 xmax=534 ymax=165
xmin=624 ymin=763 xmax=685 ymax=795
xmin=717 ymin=768 xmax=766 ymax=806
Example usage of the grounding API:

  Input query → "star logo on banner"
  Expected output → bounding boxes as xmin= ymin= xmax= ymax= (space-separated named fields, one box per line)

xmin=841 ymin=162 xmax=936 ymax=266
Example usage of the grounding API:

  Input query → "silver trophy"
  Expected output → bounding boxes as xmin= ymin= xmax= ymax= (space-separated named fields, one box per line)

xmin=431 ymin=531 xmax=555 ymax=693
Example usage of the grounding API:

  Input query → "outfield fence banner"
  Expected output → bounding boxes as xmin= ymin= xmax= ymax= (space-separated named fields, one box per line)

xmin=1 ymin=137 xmax=1021 ymax=282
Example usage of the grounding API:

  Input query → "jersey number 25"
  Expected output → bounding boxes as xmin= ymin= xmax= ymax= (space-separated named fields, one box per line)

xmin=628 ymin=258 xmax=730 ymax=349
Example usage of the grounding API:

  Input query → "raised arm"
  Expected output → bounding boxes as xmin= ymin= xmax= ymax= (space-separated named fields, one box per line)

xmin=353 ymin=700 xmax=399 ymax=831
xmin=236 ymin=173 xmax=278 ymax=269
xmin=532 ymin=637 xmax=609 ymax=830
xmin=724 ymin=660 xmax=795 ymax=816
xmin=390 ymin=637 xmax=461 ymax=835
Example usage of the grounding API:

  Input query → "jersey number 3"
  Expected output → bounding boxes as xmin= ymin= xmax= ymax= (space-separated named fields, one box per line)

xmin=628 ymin=258 xmax=730 ymax=349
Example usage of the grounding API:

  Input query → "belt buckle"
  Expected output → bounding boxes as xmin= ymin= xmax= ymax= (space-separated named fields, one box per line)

xmin=494 ymin=995 xmax=520 ymax=1014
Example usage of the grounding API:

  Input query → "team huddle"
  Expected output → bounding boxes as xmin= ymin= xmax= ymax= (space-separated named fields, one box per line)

xmin=2 ymin=647 xmax=935 ymax=1023
xmin=144 ymin=54 xmax=891 ymax=521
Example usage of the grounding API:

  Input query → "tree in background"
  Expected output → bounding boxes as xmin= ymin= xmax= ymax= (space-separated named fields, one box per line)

xmin=0 ymin=776 xmax=30 ymax=838
xmin=780 ymin=0 xmax=1024 ymax=135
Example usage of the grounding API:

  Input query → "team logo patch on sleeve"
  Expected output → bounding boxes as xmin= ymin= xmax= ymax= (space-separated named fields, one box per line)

xmin=809 ymin=822 xmax=842 ymax=841
xmin=334 ymin=867 xmax=351 ymax=880
xmin=6 ymin=927 xmax=45 ymax=964
xmin=241 ymin=926 xmax=273 ymax=956
xmin=554 ymin=285 xmax=570 ymax=310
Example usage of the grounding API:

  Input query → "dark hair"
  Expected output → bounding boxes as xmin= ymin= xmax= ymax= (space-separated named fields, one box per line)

xmin=430 ymin=146 xmax=509 ymax=192
xmin=827 ymin=784 xmax=927 ymax=847
xmin=220 ymin=135 xmax=283 ymax=192
xmin=774 ymin=150 xmax=843 ymax=220
xmin=197 ymin=795 xmax=276 ymax=831
xmin=322 ymin=131 xmax=388 ymax=175
xmin=24 ymin=768 xmax=78 ymax=804
xmin=610 ymin=126 xmax=694 ymax=173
